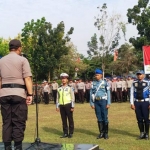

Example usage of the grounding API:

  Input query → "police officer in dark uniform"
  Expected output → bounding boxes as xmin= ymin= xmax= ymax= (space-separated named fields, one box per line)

xmin=130 ymin=70 xmax=150 ymax=140
xmin=90 ymin=69 xmax=111 ymax=139
xmin=0 ymin=39 xmax=33 ymax=150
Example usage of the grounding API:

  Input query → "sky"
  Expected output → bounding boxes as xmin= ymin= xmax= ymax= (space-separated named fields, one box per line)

xmin=0 ymin=0 xmax=138 ymax=56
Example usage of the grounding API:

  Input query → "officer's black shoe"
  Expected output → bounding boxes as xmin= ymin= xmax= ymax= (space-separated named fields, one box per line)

xmin=14 ymin=145 xmax=22 ymax=150
xmin=97 ymin=133 xmax=104 ymax=139
xmin=5 ymin=146 xmax=12 ymax=150
xmin=138 ymin=132 xmax=145 ymax=139
xmin=104 ymin=133 xmax=109 ymax=139
xmin=4 ymin=142 xmax=12 ymax=150
xmin=60 ymin=134 xmax=68 ymax=138
xmin=104 ymin=123 xmax=109 ymax=140
xmin=68 ymin=134 xmax=73 ymax=138
xmin=97 ymin=122 xmax=104 ymax=139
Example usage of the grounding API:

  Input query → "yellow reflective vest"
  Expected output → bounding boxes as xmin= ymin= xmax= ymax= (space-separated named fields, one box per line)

xmin=57 ymin=86 xmax=72 ymax=105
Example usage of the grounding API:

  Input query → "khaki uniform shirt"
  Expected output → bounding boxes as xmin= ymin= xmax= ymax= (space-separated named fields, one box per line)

xmin=0 ymin=52 xmax=32 ymax=98
xmin=52 ymin=82 xmax=58 ymax=90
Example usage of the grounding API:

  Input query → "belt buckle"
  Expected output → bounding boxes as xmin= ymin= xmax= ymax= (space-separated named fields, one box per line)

xmin=138 ymin=100 xmax=142 ymax=102
xmin=95 ymin=97 xmax=100 ymax=100
xmin=10 ymin=84 xmax=15 ymax=88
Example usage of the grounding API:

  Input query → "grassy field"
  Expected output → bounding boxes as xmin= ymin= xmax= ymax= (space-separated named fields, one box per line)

xmin=0 ymin=101 xmax=150 ymax=150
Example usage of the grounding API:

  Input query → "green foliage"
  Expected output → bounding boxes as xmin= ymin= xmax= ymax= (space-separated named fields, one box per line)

xmin=21 ymin=17 xmax=74 ymax=81
xmin=0 ymin=38 xmax=9 ymax=57
xmin=109 ymin=43 xmax=138 ymax=75
xmin=127 ymin=0 xmax=150 ymax=50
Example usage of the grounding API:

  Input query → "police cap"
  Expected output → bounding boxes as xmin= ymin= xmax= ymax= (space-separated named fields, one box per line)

xmin=60 ymin=73 xmax=69 ymax=79
xmin=136 ymin=70 xmax=144 ymax=75
xmin=95 ymin=69 xmax=103 ymax=74
xmin=9 ymin=39 xmax=21 ymax=50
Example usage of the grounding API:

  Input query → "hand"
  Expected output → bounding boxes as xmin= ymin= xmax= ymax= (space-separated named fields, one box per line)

xmin=56 ymin=108 xmax=59 ymax=112
xmin=148 ymin=105 xmax=150 ymax=109
xmin=131 ymin=104 xmax=135 ymax=110
xmin=26 ymin=96 xmax=32 ymax=105
xmin=91 ymin=105 xmax=95 ymax=109
xmin=106 ymin=105 xmax=110 ymax=109
xmin=71 ymin=108 xmax=74 ymax=112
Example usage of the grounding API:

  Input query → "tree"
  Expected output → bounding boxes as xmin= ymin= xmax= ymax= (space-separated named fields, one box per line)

xmin=87 ymin=3 xmax=126 ymax=77
xmin=21 ymin=17 xmax=74 ymax=81
xmin=127 ymin=0 xmax=150 ymax=50
xmin=109 ymin=43 xmax=138 ymax=75
xmin=0 ymin=38 xmax=9 ymax=57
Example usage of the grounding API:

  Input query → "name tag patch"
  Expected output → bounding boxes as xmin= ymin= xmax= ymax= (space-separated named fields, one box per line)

xmin=134 ymin=83 xmax=138 ymax=87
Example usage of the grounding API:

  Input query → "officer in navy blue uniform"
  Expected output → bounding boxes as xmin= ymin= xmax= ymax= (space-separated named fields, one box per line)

xmin=90 ymin=69 xmax=111 ymax=139
xmin=130 ymin=70 xmax=150 ymax=140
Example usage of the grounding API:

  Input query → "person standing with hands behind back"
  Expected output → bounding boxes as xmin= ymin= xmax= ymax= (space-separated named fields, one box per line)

xmin=0 ymin=39 xmax=32 ymax=150
xmin=90 ymin=69 xmax=111 ymax=140
xmin=56 ymin=73 xmax=75 ymax=138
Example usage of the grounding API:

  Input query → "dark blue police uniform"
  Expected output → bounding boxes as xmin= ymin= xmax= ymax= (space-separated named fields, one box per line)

xmin=130 ymin=70 xmax=150 ymax=140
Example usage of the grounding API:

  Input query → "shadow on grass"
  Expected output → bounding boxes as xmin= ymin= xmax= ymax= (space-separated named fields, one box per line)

xmin=75 ymin=128 xmax=98 ymax=136
xmin=42 ymin=127 xmax=62 ymax=136
xmin=110 ymin=128 xmax=137 ymax=138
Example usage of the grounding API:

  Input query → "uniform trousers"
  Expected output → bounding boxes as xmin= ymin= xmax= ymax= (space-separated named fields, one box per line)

xmin=85 ymin=89 xmax=90 ymax=102
xmin=94 ymin=99 xmax=108 ymax=123
xmin=44 ymin=92 xmax=49 ymax=104
xmin=117 ymin=88 xmax=122 ymax=102
xmin=60 ymin=103 xmax=74 ymax=134
xmin=112 ymin=91 xmax=117 ymax=102
xmin=52 ymin=90 xmax=57 ymax=104
xmin=127 ymin=88 xmax=130 ymax=100
xmin=0 ymin=95 xmax=27 ymax=143
xmin=122 ymin=90 xmax=127 ymax=101
xmin=134 ymin=101 xmax=149 ymax=124
xmin=78 ymin=89 xmax=84 ymax=103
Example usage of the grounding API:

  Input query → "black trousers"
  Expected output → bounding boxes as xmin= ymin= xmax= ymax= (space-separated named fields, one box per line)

xmin=60 ymin=103 xmax=74 ymax=134
xmin=127 ymin=88 xmax=130 ymax=100
xmin=112 ymin=91 xmax=117 ymax=102
xmin=85 ymin=89 xmax=90 ymax=102
xmin=134 ymin=101 xmax=149 ymax=124
xmin=117 ymin=88 xmax=123 ymax=102
xmin=0 ymin=95 xmax=27 ymax=143
xmin=44 ymin=92 xmax=49 ymax=104
xmin=78 ymin=89 xmax=84 ymax=103
xmin=52 ymin=90 xmax=57 ymax=104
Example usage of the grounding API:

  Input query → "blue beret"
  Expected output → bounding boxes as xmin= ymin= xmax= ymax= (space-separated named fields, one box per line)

xmin=95 ymin=69 xmax=103 ymax=74
xmin=136 ymin=70 xmax=144 ymax=75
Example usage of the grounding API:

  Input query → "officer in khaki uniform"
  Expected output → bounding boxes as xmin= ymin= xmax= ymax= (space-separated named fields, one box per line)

xmin=56 ymin=73 xmax=75 ymax=138
xmin=0 ymin=39 xmax=32 ymax=150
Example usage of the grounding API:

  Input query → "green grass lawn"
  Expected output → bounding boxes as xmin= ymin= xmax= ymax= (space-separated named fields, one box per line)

xmin=0 ymin=102 xmax=150 ymax=150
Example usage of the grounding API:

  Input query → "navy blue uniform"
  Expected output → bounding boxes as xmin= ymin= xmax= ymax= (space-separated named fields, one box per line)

xmin=130 ymin=79 xmax=150 ymax=139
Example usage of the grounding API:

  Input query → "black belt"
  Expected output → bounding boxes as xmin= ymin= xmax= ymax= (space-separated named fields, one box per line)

xmin=2 ymin=84 xmax=26 ymax=89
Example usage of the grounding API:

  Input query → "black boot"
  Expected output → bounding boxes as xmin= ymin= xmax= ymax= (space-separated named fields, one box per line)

xmin=137 ymin=123 xmax=145 ymax=139
xmin=97 ymin=122 xmax=104 ymax=139
xmin=14 ymin=141 xmax=22 ymax=150
xmin=104 ymin=123 xmax=109 ymax=139
xmin=60 ymin=133 xmax=68 ymax=138
xmin=145 ymin=123 xmax=149 ymax=140
xmin=4 ymin=142 xmax=12 ymax=150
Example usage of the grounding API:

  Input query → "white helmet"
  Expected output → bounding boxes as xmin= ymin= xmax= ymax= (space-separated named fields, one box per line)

xmin=60 ymin=73 xmax=69 ymax=78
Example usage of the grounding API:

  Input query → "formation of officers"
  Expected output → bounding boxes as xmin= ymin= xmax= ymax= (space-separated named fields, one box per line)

xmin=33 ymin=76 xmax=134 ymax=104
xmin=0 ymin=39 xmax=148 ymax=150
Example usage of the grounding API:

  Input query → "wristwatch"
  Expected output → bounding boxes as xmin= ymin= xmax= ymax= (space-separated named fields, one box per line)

xmin=27 ymin=93 xmax=33 ymax=96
